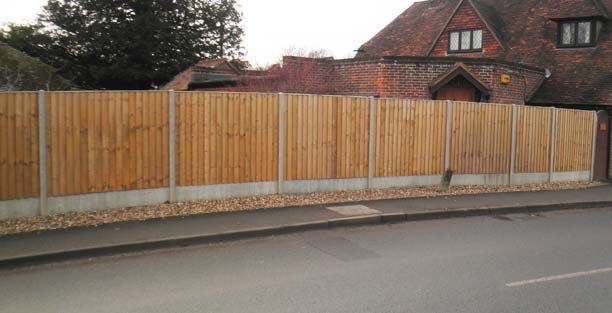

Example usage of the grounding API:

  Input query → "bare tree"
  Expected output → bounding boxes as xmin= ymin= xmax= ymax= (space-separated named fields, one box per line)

xmin=0 ymin=63 xmax=26 ymax=91
xmin=282 ymin=46 xmax=332 ymax=58
xmin=278 ymin=46 xmax=333 ymax=65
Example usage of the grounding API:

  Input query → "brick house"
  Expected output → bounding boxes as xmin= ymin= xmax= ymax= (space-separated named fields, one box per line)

xmin=165 ymin=0 xmax=612 ymax=178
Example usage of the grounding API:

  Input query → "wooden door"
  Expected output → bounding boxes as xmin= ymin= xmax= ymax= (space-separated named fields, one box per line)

xmin=435 ymin=76 xmax=477 ymax=102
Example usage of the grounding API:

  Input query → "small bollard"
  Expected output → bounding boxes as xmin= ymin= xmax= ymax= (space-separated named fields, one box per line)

xmin=439 ymin=169 xmax=454 ymax=191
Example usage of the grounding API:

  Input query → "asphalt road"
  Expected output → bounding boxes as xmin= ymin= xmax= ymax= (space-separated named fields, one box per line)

xmin=2 ymin=208 xmax=612 ymax=313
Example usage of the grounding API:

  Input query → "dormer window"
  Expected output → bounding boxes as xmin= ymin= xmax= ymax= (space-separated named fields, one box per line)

xmin=448 ymin=29 xmax=483 ymax=53
xmin=557 ymin=19 xmax=598 ymax=48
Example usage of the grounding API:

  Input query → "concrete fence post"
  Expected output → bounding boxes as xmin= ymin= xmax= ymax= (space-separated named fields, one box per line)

xmin=444 ymin=100 xmax=452 ymax=171
xmin=278 ymin=93 xmax=285 ymax=194
xmin=368 ymin=96 xmax=375 ymax=188
xmin=168 ymin=90 xmax=177 ymax=203
xmin=38 ymin=90 xmax=48 ymax=215
xmin=548 ymin=108 xmax=557 ymax=183
xmin=590 ymin=111 xmax=598 ymax=182
xmin=509 ymin=104 xmax=517 ymax=185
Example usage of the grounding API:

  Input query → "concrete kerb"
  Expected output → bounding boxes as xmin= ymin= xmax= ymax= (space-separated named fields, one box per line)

xmin=328 ymin=215 xmax=382 ymax=227
xmin=2 ymin=200 xmax=612 ymax=270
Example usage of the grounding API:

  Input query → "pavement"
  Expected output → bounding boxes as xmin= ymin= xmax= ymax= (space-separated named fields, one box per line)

xmin=1 ymin=184 xmax=612 ymax=268
xmin=2 ymin=207 xmax=612 ymax=312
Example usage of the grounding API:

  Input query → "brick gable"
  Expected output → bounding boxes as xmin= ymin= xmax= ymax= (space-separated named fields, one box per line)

xmin=429 ymin=0 xmax=503 ymax=57
xmin=357 ymin=0 xmax=612 ymax=107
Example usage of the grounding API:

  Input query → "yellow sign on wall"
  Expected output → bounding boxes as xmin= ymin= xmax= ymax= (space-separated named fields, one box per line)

xmin=500 ymin=74 xmax=511 ymax=84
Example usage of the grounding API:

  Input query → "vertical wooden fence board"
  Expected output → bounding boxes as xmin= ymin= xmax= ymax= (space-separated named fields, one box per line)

xmin=514 ymin=106 xmax=594 ymax=174
xmin=282 ymin=94 xmax=368 ymax=180
xmin=0 ymin=94 xmax=7 ymax=199
xmin=45 ymin=91 xmax=167 ymax=196
xmin=0 ymin=92 xmax=39 ymax=200
xmin=373 ymin=99 xmax=445 ymax=177
xmin=29 ymin=94 xmax=40 ymax=197
xmin=272 ymin=95 xmax=279 ymax=180
xmin=175 ymin=92 xmax=278 ymax=186
xmin=554 ymin=109 xmax=593 ymax=172
xmin=449 ymin=102 xmax=512 ymax=174
xmin=209 ymin=94 xmax=218 ymax=183
xmin=14 ymin=94 xmax=25 ymax=197
xmin=283 ymin=96 xmax=290 ymax=180
xmin=13 ymin=94 xmax=23 ymax=197
xmin=257 ymin=94 xmax=264 ymax=182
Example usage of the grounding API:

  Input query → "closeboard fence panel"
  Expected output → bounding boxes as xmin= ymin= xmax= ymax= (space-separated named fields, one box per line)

xmin=374 ymin=99 xmax=446 ymax=177
xmin=176 ymin=92 xmax=279 ymax=186
xmin=554 ymin=109 xmax=594 ymax=172
xmin=0 ymin=90 xmax=600 ymax=216
xmin=514 ymin=106 xmax=552 ymax=173
xmin=283 ymin=95 xmax=369 ymax=180
xmin=45 ymin=91 xmax=169 ymax=197
xmin=450 ymin=102 xmax=512 ymax=174
xmin=0 ymin=92 xmax=39 ymax=200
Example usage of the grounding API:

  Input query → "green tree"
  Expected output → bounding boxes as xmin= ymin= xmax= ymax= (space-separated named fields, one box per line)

xmin=0 ymin=24 xmax=56 ymax=62
xmin=2 ymin=0 xmax=244 ymax=89
xmin=205 ymin=0 xmax=244 ymax=59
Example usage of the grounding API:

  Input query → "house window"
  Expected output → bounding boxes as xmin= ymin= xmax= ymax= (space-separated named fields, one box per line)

xmin=558 ymin=20 xmax=597 ymax=47
xmin=449 ymin=29 xmax=483 ymax=53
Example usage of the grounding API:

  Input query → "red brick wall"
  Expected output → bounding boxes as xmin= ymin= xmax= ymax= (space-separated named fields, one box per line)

xmin=329 ymin=61 xmax=383 ymax=96
xmin=201 ymin=57 xmax=335 ymax=94
xmin=379 ymin=62 xmax=457 ymax=98
xmin=374 ymin=61 xmax=541 ymax=104
xmin=281 ymin=57 xmax=335 ymax=94
xmin=429 ymin=1 xmax=503 ymax=58
xmin=491 ymin=64 xmax=546 ymax=104
xmin=206 ymin=57 xmax=545 ymax=105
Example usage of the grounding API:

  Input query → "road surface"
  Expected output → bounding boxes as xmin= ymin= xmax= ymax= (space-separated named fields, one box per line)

xmin=2 ymin=208 xmax=612 ymax=312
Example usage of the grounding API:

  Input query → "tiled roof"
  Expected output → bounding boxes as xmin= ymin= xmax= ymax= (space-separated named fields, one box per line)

xmin=162 ymin=59 xmax=240 ymax=90
xmin=549 ymin=0 xmax=610 ymax=19
xmin=357 ymin=0 xmax=612 ymax=105
xmin=358 ymin=0 xmax=458 ymax=57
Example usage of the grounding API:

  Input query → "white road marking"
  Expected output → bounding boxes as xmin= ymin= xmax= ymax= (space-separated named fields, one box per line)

xmin=506 ymin=267 xmax=612 ymax=287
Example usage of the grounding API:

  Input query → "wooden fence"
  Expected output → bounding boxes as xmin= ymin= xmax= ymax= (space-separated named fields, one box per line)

xmin=514 ymin=105 xmax=553 ymax=174
xmin=374 ymin=99 xmax=446 ymax=177
xmin=284 ymin=94 xmax=369 ymax=180
xmin=450 ymin=102 xmax=513 ymax=174
xmin=0 ymin=92 xmax=39 ymax=200
xmin=176 ymin=92 xmax=279 ymax=186
xmin=45 ymin=91 xmax=169 ymax=196
xmin=0 ymin=91 xmax=597 ymax=213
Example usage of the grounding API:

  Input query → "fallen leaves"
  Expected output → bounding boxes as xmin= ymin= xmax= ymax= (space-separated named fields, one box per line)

xmin=0 ymin=181 xmax=604 ymax=236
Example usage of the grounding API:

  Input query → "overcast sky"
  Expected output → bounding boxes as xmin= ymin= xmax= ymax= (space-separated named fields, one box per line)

xmin=0 ymin=0 xmax=415 ymax=67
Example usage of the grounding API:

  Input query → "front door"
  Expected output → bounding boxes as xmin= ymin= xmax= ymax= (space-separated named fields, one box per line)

xmin=434 ymin=76 xmax=477 ymax=102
